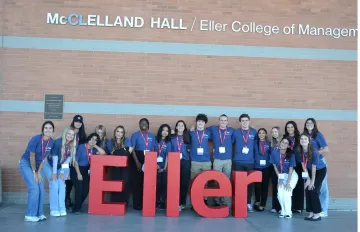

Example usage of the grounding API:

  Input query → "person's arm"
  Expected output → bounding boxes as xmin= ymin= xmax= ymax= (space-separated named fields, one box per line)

xmin=74 ymin=161 xmax=83 ymax=180
xmin=318 ymin=146 xmax=329 ymax=155
xmin=94 ymin=145 xmax=106 ymax=155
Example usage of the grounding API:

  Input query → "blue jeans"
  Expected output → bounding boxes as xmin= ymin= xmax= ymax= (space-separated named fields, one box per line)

xmin=19 ymin=159 xmax=45 ymax=217
xmin=42 ymin=159 xmax=70 ymax=212
xmin=319 ymin=158 xmax=329 ymax=213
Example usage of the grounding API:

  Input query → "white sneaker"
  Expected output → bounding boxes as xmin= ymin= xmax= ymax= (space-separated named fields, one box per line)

xmin=60 ymin=211 xmax=67 ymax=216
xmin=285 ymin=214 xmax=292 ymax=219
xmin=319 ymin=212 xmax=328 ymax=217
xmin=24 ymin=216 xmax=40 ymax=222
xmin=38 ymin=215 xmax=47 ymax=221
xmin=180 ymin=205 xmax=186 ymax=210
xmin=50 ymin=211 xmax=61 ymax=217
xmin=270 ymin=209 xmax=277 ymax=213
xmin=178 ymin=206 xmax=182 ymax=212
xmin=247 ymin=204 xmax=253 ymax=212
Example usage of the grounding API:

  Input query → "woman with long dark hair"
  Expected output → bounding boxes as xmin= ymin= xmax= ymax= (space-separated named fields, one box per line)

xmin=171 ymin=120 xmax=191 ymax=210
xmin=296 ymin=133 xmax=327 ymax=221
xmin=303 ymin=118 xmax=329 ymax=217
xmin=19 ymin=121 xmax=55 ymax=222
xmin=66 ymin=115 xmax=87 ymax=209
xmin=283 ymin=121 xmax=303 ymax=213
xmin=106 ymin=125 xmax=133 ymax=203
xmin=270 ymin=126 xmax=281 ymax=213
xmin=270 ymin=137 xmax=298 ymax=219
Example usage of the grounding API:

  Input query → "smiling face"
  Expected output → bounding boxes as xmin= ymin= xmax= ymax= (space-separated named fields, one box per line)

xmin=271 ymin=128 xmax=279 ymax=139
xmin=65 ymin=130 xmax=75 ymax=142
xmin=279 ymin=138 xmax=289 ymax=150
xmin=196 ymin=120 xmax=205 ymax=130
xmin=176 ymin=122 xmax=185 ymax=134
xmin=161 ymin=126 xmax=169 ymax=138
xmin=306 ymin=120 xmax=315 ymax=132
xmin=139 ymin=120 xmax=149 ymax=131
xmin=258 ymin=129 xmax=266 ymax=141
xmin=96 ymin=129 xmax=104 ymax=139
xmin=219 ymin=116 xmax=228 ymax=128
xmin=300 ymin=135 xmax=310 ymax=147
xmin=43 ymin=123 xmax=54 ymax=138
xmin=115 ymin=127 xmax=124 ymax=139
xmin=74 ymin=121 xmax=82 ymax=129
xmin=88 ymin=136 xmax=98 ymax=147
xmin=240 ymin=117 xmax=250 ymax=129
xmin=286 ymin=123 xmax=295 ymax=136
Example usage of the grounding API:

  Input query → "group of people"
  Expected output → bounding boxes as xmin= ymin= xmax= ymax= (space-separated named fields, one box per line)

xmin=19 ymin=113 xmax=329 ymax=223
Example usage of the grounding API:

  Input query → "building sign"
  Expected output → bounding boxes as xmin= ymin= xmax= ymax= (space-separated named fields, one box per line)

xmin=44 ymin=94 xmax=64 ymax=120
xmin=46 ymin=13 xmax=358 ymax=39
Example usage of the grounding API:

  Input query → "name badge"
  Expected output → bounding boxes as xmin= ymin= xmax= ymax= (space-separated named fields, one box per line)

xmin=88 ymin=169 xmax=90 ymax=176
xmin=157 ymin=156 xmax=163 ymax=163
xmin=302 ymin=172 xmax=309 ymax=179
xmin=278 ymin=173 xmax=285 ymax=181
xmin=180 ymin=153 xmax=183 ymax=159
xmin=242 ymin=146 xmax=249 ymax=154
xmin=219 ymin=147 xmax=226 ymax=154
xmin=61 ymin=164 xmax=69 ymax=169
xmin=144 ymin=150 xmax=150 ymax=155
xmin=142 ymin=164 xmax=145 ymax=172
xmin=260 ymin=160 xmax=266 ymax=166
xmin=197 ymin=148 xmax=204 ymax=155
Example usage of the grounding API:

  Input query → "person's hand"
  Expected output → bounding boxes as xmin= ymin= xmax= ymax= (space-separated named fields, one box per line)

xmin=59 ymin=173 xmax=66 ymax=181
xmin=277 ymin=181 xmax=283 ymax=188
xmin=136 ymin=161 xmax=142 ymax=172
xmin=190 ymin=125 xmax=195 ymax=131
xmin=50 ymin=173 xmax=57 ymax=181
xmin=304 ymin=178 xmax=311 ymax=189
xmin=77 ymin=173 xmax=83 ymax=181
xmin=308 ymin=180 xmax=315 ymax=190
xmin=285 ymin=183 xmax=292 ymax=192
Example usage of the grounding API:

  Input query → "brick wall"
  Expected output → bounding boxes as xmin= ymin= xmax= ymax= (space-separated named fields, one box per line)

xmin=0 ymin=0 xmax=357 ymax=200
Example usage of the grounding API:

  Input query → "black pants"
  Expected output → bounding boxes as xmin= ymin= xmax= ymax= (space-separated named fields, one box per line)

xmin=110 ymin=166 xmax=130 ymax=203
xmin=254 ymin=166 xmax=272 ymax=207
xmin=70 ymin=165 xmax=90 ymax=212
xmin=180 ymin=159 xmax=190 ymax=206
xmin=292 ymin=163 xmax=305 ymax=211
xmin=234 ymin=162 xmax=254 ymax=204
xmin=306 ymin=167 xmax=327 ymax=214
xmin=65 ymin=179 xmax=73 ymax=202
xmin=271 ymin=166 xmax=281 ymax=211
xmin=131 ymin=150 xmax=145 ymax=210
xmin=156 ymin=171 xmax=167 ymax=203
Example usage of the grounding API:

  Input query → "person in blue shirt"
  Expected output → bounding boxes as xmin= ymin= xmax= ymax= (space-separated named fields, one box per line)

xmin=106 ymin=125 xmax=133 ymax=204
xmin=270 ymin=137 xmax=298 ymax=219
xmin=270 ymin=126 xmax=282 ymax=213
xmin=71 ymin=133 xmax=106 ymax=214
xmin=189 ymin=113 xmax=212 ymax=205
xmin=303 ymin=118 xmax=329 ymax=217
xmin=130 ymin=118 xmax=157 ymax=210
xmin=66 ymin=114 xmax=87 ymax=210
xmin=40 ymin=127 xmax=76 ymax=217
xmin=95 ymin=125 xmax=108 ymax=153
xmin=19 ymin=121 xmax=55 ymax=222
xmin=253 ymin=128 xmax=272 ymax=212
xmin=155 ymin=124 xmax=172 ymax=210
xmin=171 ymin=120 xmax=191 ymax=211
xmin=283 ymin=121 xmax=303 ymax=214
xmin=296 ymin=133 xmax=327 ymax=221
xmin=232 ymin=114 xmax=257 ymax=212
xmin=209 ymin=114 xmax=234 ymax=207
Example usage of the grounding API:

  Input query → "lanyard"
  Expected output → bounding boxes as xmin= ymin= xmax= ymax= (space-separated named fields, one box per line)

xmin=176 ymin=135 xmax=183 ymax=151
xmin=279 ymin=152 xmax=284 ymax=173
xmin=219 ymin=127 xmax=227 ymax=145
xmin=158 ymin=141 xmax=165 ymax=156
xmin=302 ymin=152 xmax=308 ymax=167
xmin=42 ymin=137 xmax=50 ymax=160
xmin=86 ymin=144 xmax=93 ymax=163
xmin=288 ymin=136 xmax=295 ymax=150
xmin=64 ymin=144 xmax=70 ymax=160
xmin=196 ymin=130 xmax=205 ymax=147
xmin=241 ymin=129 xmax=250 ymax=145
xmin=259 ymin=141 xmax=266 ymax=156
xmin=140 ymin=131 xmax=149 ymax=150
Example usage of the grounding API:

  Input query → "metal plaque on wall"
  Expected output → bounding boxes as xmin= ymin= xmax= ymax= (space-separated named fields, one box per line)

xmin=44 ymin=94 xmax=64 ymax=120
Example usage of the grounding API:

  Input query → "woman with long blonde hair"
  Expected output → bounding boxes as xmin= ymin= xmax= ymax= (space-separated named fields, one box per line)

xmin=95 ymin=125 xmax=107 ymax=151
xmin=39 ymin=127 xmax=77 ymax=217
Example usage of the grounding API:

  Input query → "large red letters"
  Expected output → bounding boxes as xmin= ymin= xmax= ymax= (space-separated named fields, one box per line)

xmin=88 ymin=153 xmax=262 ymax=218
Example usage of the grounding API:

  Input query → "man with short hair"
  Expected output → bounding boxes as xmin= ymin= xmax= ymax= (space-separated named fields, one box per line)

xmin=232 ymin=114 xmax=257 ymax=212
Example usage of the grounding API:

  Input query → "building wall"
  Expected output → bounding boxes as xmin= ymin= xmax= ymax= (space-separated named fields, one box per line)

xmin=0 ymin=0 xmax=357 ymax=207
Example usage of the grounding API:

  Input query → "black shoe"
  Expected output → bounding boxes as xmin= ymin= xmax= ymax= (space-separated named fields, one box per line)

xmin=292 ymin=209 xmax=302 ymax=214
xmin=133 ymin=205 xmax=142 ymax=211
xmin=255 ymin=206 xmax=265 ymax=212
xmin=304 ymin=216 xmax=313 ymax=221
xmin=309 ymin=216 xmax=321 ymax=221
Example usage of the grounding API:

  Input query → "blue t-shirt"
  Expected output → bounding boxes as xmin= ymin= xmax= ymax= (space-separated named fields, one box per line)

xmin=209 ymin=126 xmax=234 ymax=160
xmin=189 ymin=128 xmax=212 ymax=162
xmin=295 ymin=148 xmax=324 ymax=170
xmin=76 ymin=144 xmax=98 ymax=166
xmin=270 ymin=149 xmax=296 ymax=174
xmin=155 ymin=139 xmax=171 ymax=169
xmin=233 ymin=127 xmax=257 ymax=163
xmin=254 ymin=141 xmax=272 ymax=169
xmin=106 ymin=138 xmax=132 ymax=154
xmin=287 ymin=136 xmax=297 ymax=151
xmin=171 ymin=134 xmax=190 ymax=160
xmin=21 ymin=134 xmax=55 ymax=167
xmin=131 ymin=131 xmax=157 ymax=151
xmin=311 ymin=131 xmax=328 ymax=165
xmin=47 ymin=138 xmax=72 ymax=169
